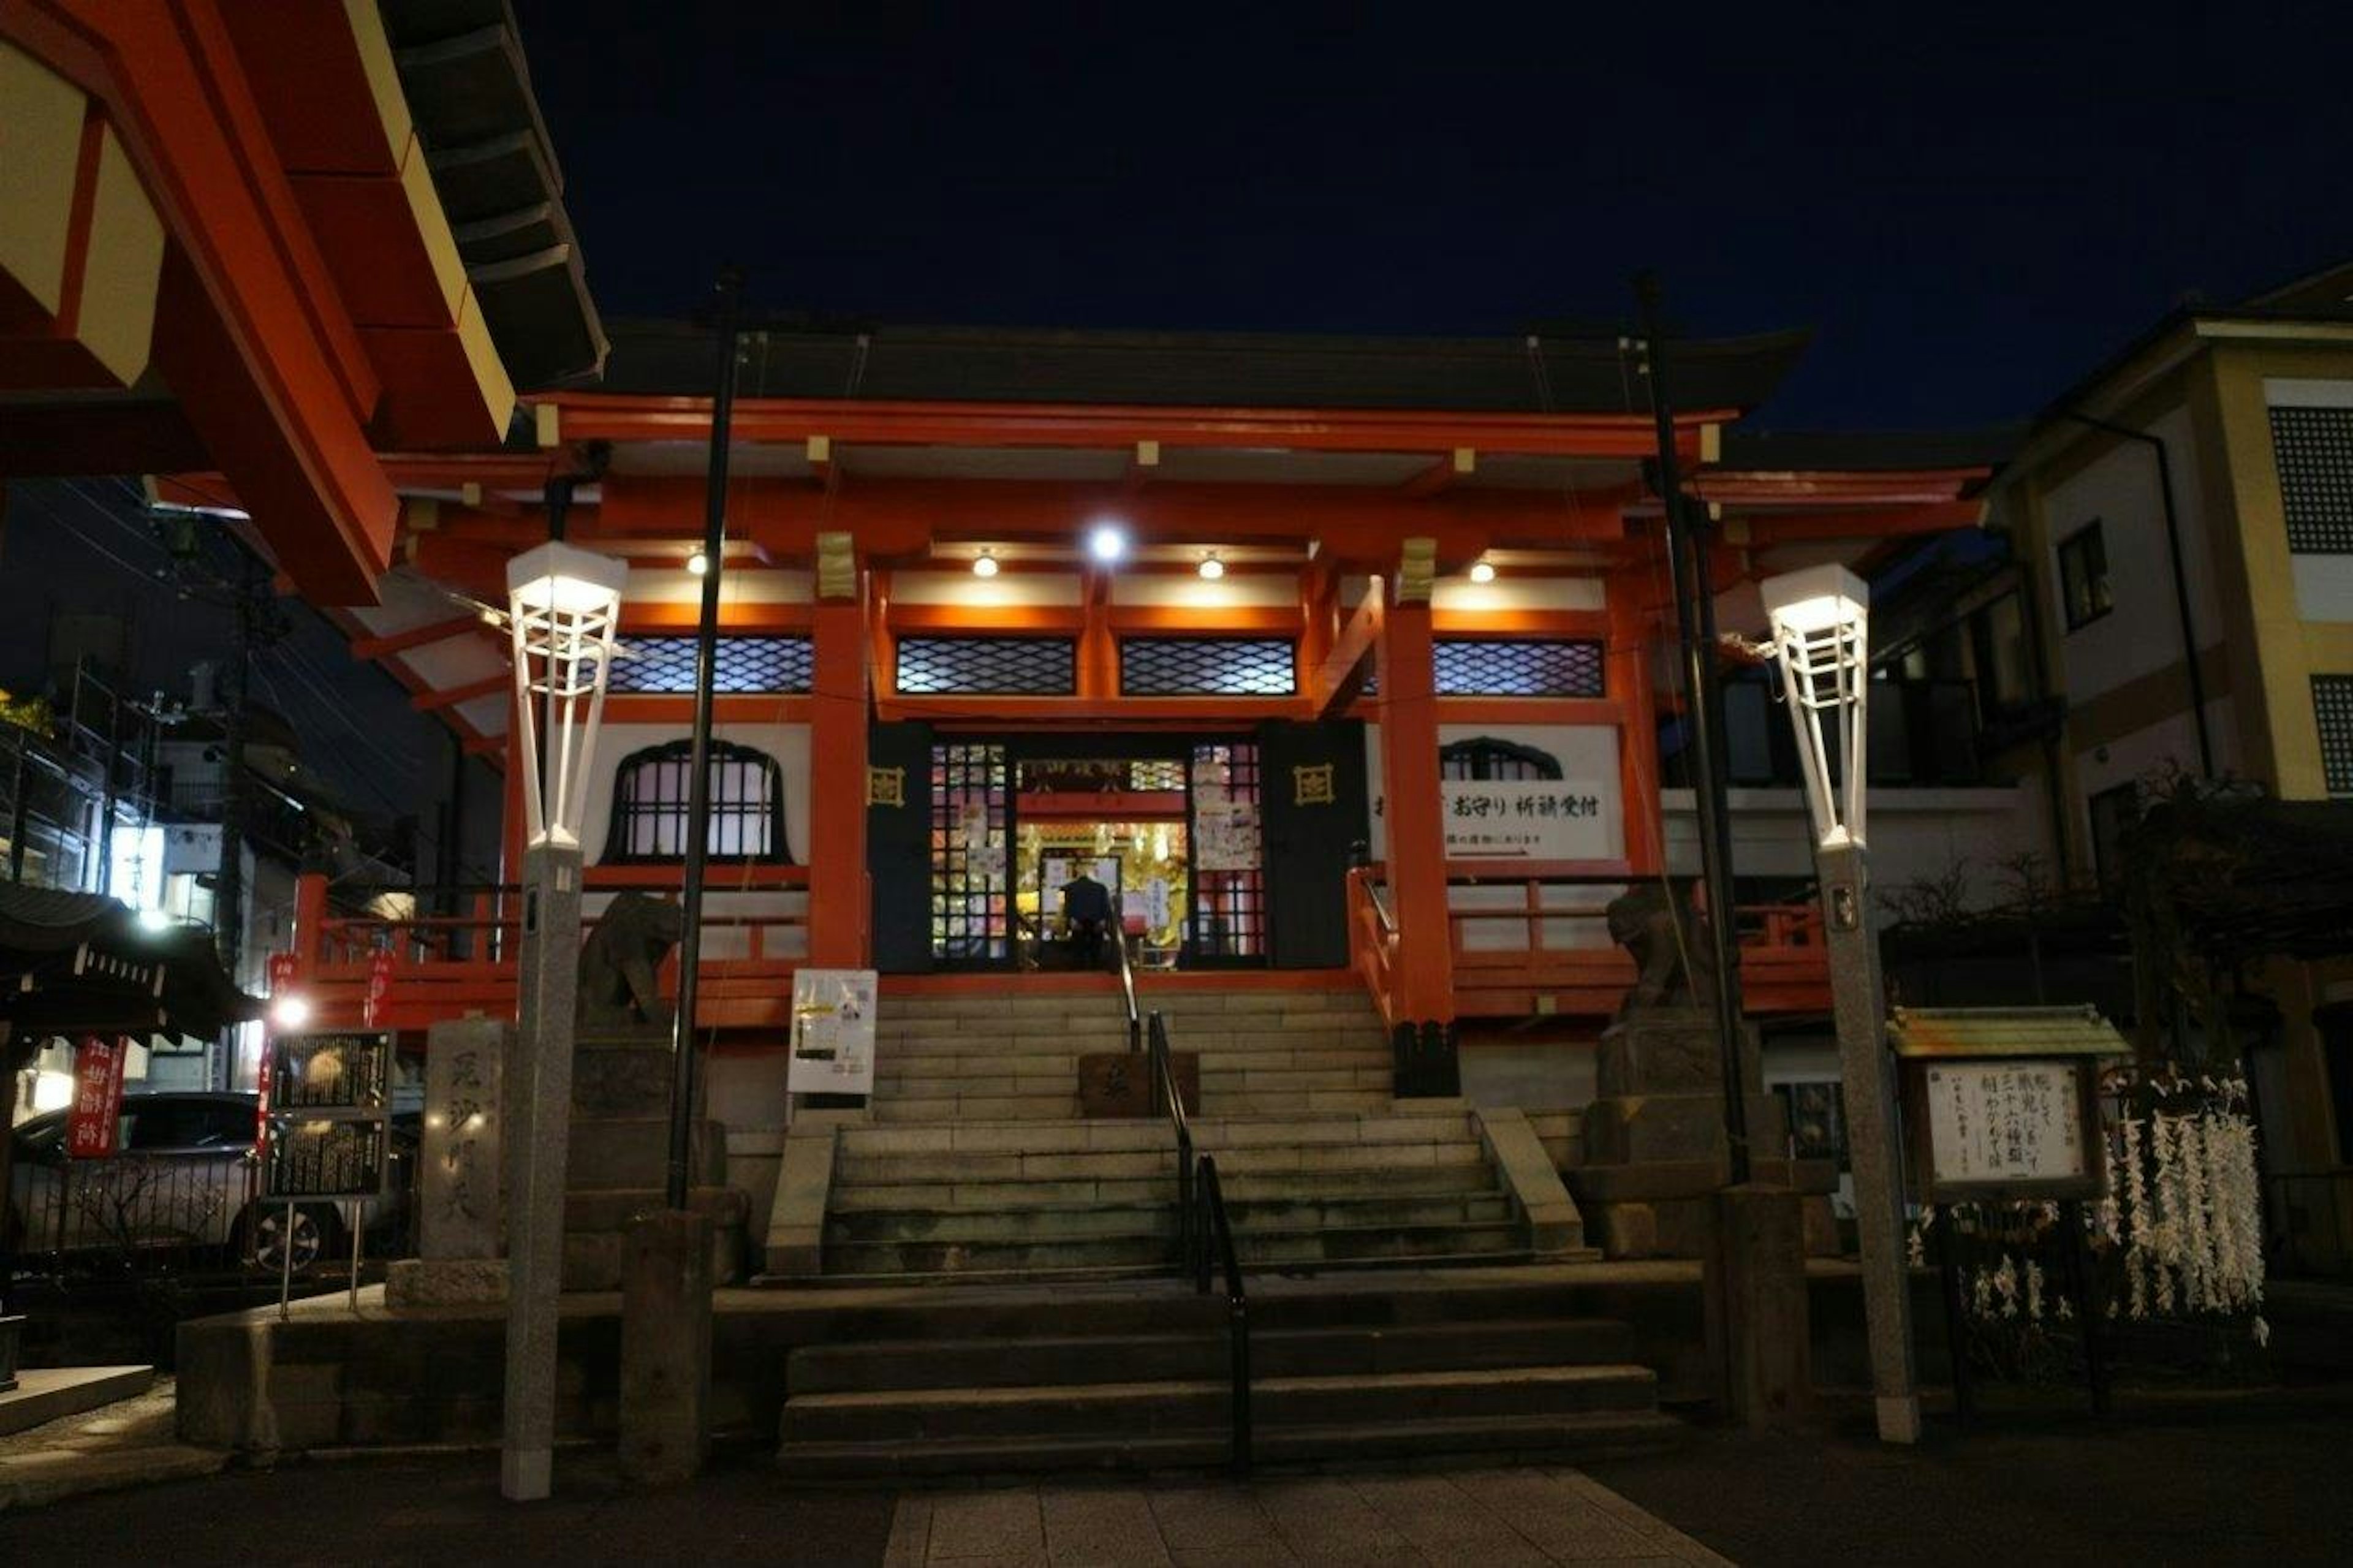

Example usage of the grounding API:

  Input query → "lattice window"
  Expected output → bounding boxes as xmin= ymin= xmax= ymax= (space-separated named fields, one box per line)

xmin=931 ymin=743 xmax=1009 ymax=963
xmin=895 ymin=637 xmax=1075 ymax=695
xmin=1189 ymin=741 xmax=1264 ymax=961
xmin=2272 ymin=406 xmax=2353 ymax=554
xmin=603 ymin=740 xmax=791 ymax=863
xmin=607 ymin=636 xmax=814 ymax=694
xmin=2316 ymin=676 xmax=2353 ymax=798
xmin=1440 ymin=736 xmax=1564 ymax=781
xmin=1131 ymin=759 xmax=1186 ymax=791
xmin=1432 ymin=638 xmax=1605 ymax=697
xmin=1120 ymin=637 xmax=1297 ymax=696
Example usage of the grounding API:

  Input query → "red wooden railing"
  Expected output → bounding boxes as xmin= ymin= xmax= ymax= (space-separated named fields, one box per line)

xmin=1346 ymin=863 xmax=1830 ymax=1023
xmin=284 ymin=868 xmax=812 ymax=1032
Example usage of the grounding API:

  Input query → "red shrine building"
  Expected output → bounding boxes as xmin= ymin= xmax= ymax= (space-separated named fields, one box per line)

xmin=244 ymin=320 xmax=1989 ymax=1119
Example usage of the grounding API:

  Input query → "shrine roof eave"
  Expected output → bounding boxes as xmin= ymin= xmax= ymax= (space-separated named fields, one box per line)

xmin=585 ymin=317 xmax=1814 ymax=417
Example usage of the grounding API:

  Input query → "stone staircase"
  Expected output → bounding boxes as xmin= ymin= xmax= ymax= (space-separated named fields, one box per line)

xmin=803 ymin=983 xmax=1583 ymax=1283
xmin=775 ymin=1268 xmax=1679 ymax=1477
xmin=870 ymin=988 xmax=1394 ymax=1121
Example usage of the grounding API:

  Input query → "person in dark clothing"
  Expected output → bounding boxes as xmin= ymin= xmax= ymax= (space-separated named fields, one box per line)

xmin=1058 ymin=868 xmax=1114 ymax=967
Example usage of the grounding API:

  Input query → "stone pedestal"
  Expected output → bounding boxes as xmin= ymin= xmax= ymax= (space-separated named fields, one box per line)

xmin=618 ymin=1208 xmax=713 ymax=1487
xmin=390 ymin=1019 xmax=512 ymax=1309
xmin=1566 ymin=1008 xmax=1832 ymax=1260
xmin=1702 ymin=1184 xmax=1811 ymax=1428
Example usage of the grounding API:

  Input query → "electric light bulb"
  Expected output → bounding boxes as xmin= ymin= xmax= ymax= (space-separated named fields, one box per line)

xmin=1198 ymin=553 xmax=1225 ymax=581
xmin=1088 ymin=524 xmax=1127 ymax=564
xmin=1469 ymin=559 xmax=1496 ymax=585
xmin=973 ymin=550 xmax=1000 ymax=578
xmin=686 ymin=549 xmax=710 ymax=577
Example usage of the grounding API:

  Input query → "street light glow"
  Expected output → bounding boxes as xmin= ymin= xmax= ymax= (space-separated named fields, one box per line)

xmin=1198 ymin=552 xmax=1224 ymax=580
xmin=1088 ymin=523 xmax=1127 ymax=564
xmin=270 ymin=994 xmax=313 ymax=1031
xmin=1760 ymin=563 xmax=1871 ymax=850
xmin=507 ymin=541 xmax=629 ymax=849
xmin=686 ymin=548 xmax=709 ymax=577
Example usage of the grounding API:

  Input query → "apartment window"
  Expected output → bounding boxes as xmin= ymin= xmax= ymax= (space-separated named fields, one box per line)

xmin=2269 ymin=404 xmax=2353 ymax=553
xmin=604 ymin=739 xmax=791 ymax=863
xmin=2058 ymin=522 xmax=2112 ymax=631
xmin=2314 ymin=675 xmax=2353 ymax=798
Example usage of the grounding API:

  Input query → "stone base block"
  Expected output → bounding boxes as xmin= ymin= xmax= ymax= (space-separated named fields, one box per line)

xmin=385 ymin=1257 xmax=509 ymax=1308
xmin=1596 ymin=1009 xmax=1765 ymax=1098
xmin=619 ymin=1209 xmax=713 ymax=1487
xmin=1703 ymin=1184 xmax=1811 ymax=1429
xmin=573 ymin=1034 xmax=677 ymax=1117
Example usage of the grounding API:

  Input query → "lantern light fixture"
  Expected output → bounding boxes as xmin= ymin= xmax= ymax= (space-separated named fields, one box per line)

xmin=1198 ymin=551 xmax=1225 ymax=581
xmin=1760 ymin=562 xmax=1871 ymax=851
xmin=1468 ymin=558 xmax=1497 ymax=585
xmin=507 ymin=540 xmax=629 ymax=850
xmin=1088 ymin=523 xmax=1128 ymax=564
xmin=972 ymin=548 xmax=1000 ymax=578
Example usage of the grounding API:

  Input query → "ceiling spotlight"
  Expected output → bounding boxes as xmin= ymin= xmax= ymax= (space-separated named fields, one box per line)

xmin=972 ymin=549 xmax=1000 ymax=578
xmin=1088 ymin=523 xmax=1128 ymax=564
xmin=1469 ymin=558 xmax=1497 ymax=585
xmin=1198 ymin=552 xmax=1226 ymax=581
xmin=686 ymin=548 xmax=710 ymax=577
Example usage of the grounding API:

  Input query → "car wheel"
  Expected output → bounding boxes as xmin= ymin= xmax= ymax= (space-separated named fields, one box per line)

xmin=248 ymin=1204 xmax=333 ymax=1274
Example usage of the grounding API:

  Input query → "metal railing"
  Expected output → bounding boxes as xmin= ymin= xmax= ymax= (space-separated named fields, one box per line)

xmin=1146 ymin=1007 xmax=1252 ymax=1474
xmin=1116 ymin=925 xmax=1142 ymax=1056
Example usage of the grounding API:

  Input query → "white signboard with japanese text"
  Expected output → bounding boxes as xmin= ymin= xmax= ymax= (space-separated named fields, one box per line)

xmin=1437 ymin=778 xmax=1613 ymax=862
xmin=787 ymin=968 xmax=879 ymax=1097
xmin=1920 ymin=1059 xmax=2089 ymax=1192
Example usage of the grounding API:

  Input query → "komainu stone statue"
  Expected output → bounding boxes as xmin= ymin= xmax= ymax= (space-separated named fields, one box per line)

xmin=578 ymin=891 xmax=684 ymax=1027
xmin=1605 ymin=881 xmax=1718 ymax=1021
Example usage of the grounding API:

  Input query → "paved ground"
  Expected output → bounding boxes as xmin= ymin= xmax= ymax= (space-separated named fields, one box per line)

xmin=6 ymin=1384 xmax=2353 ymax=1564
xmin=1586 ymin=1386 xmax=2353 ymax=1568
xmin=0 ymin=1377 xmax=227 ymax=1513
xmin=884 ymin=1470 xmax=1725 ymax=1566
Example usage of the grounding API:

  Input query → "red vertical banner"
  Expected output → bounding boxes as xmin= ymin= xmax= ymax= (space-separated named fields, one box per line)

xmin=266 ymin=950 xmax=297 ymax=998
xmin=363 ymin=947 xmax=393 ymax=1028
xmin=66 ymin=1036 xmax=129 ymax=1159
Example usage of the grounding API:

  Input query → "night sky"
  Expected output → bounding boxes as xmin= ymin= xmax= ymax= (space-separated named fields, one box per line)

xmin=512 ymin=1 xmax=2353 ymax=430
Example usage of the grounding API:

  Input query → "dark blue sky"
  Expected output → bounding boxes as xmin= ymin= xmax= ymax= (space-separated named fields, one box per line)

xmin=513 ymin=1 xmax=2353 ymax=430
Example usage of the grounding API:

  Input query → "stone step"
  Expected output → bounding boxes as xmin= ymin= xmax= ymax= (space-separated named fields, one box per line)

xmin=827 ymin=1203 xmax=1177 ymax=1245
xmin=838 ymin=1112 xmax=1474 ymax=1158
xmin=875 ymin=990 xmax=1376 ymax=1021
xmin=1226 ymin=1192 xmax=1514 ymax=1231
xmin=873 ymin=1094 xmax=1083 ymax=1122
xmin=873 ymin=1029 xmax=1387 ymax=1058
xmin=836 ymin=1138 xmax=1484 ymax=1188
xmin=828 ymin=1161 xmax=1495 ymax=1213
xmin=871 ymin=1047 xmax=1392 ymax=1082
xmin=779 ymin=1363 xmax=1656 ymax=1445
xmin=1235 ymin=1222 xmax=1528 ymax=1268
xmin=820 ymin=1232 xmax=1175 ymax=1277
xmin=787 ymin=1319 xmax=1639 ymax=1395
xmin=776 ymin=1408 xmax=1686 ymax=1478
xmin=1194 ymin=1088 xmax=1393 ymax=1116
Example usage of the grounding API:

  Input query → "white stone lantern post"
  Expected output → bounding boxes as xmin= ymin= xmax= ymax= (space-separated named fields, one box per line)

xmin=501 ymin=540 xmax=626 ymax=1501
xmin=1760 ymin=563 xmax=1921 ymax=1445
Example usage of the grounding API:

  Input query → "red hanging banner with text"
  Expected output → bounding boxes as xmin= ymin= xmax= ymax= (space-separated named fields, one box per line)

xmin=363 ymin=948 xmax=393 ymax=1028
xmin=66 ymin=1036 xmax=129 ymax=1159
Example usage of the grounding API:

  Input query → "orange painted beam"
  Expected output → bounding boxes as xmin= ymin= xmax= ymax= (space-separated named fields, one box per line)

xmin=1374 ymin=589 xmax=1453 ymax=1026
xmin=887 ymin=603 xmax=1088 ymax=634
xmin=805 ymin=588 xmax=870 ymax=967
xmin=1737 ymin=499 xmax=1985 ymax=542
xmin=1430 ymin=608 xmax=1612 ymax=637
xmin=620 ymin=603 xmax=811 ymax=635
xmin=1315 ymin=591 xmax=1381 ymax=719
xmin=539 ymin=391 xmax=1722 ymax=461
xmin=1104 ymin=605 xmax=1302 ymax=634
xmin=1608 ymin=596 xmax=1664 ymax=877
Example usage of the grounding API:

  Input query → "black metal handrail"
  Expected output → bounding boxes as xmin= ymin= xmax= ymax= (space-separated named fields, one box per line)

xmin=1147 ymin=1007 xmax=1251 ymax=1474
xmin=1116 ymin=928 xmax=1142 ymax=1055
xmin=1193 ymin=1151 xmax=1252 ymax=1474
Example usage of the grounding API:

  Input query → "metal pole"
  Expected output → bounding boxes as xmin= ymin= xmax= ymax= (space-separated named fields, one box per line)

xmin=1635 ymin=272 xmax=1752 ymax=1184
xmin=1818 ymin=837 xmax=1921 ymax=1442
xmin=666 ymin=269 xmax=743 ymax=1210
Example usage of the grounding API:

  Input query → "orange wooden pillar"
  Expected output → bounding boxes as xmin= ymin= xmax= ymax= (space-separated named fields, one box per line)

xmin=806 ymin=532 xmax=870 ymax=967
xmin=1373 ymin=545 xmax=1457 ymax=1095
xmin=1608 ymin=595 xmax=1665 ymax=877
